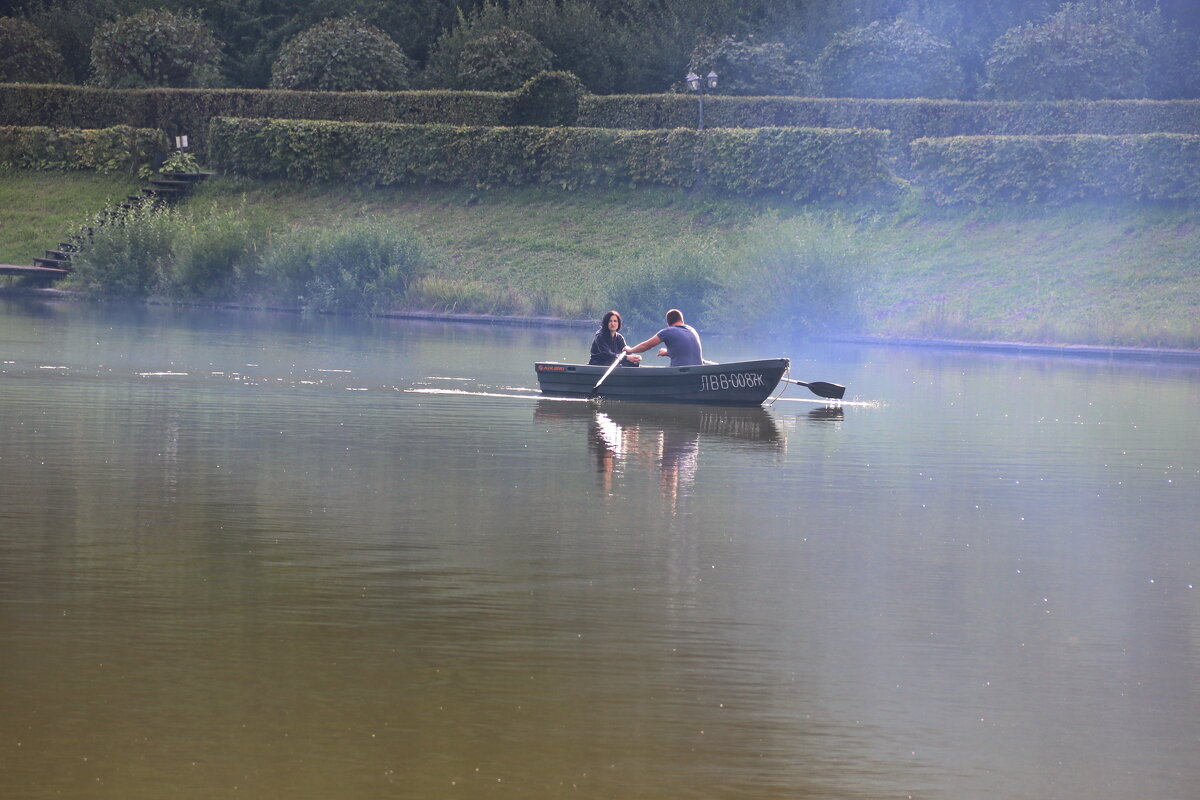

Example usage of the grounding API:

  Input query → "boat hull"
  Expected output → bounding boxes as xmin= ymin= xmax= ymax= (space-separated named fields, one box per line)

xmin=535 ymin=358 xmax=789 ymax=405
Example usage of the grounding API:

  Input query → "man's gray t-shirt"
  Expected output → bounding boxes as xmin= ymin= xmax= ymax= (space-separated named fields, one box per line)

xmin=656 ymin=324 xmax=703 ymax=366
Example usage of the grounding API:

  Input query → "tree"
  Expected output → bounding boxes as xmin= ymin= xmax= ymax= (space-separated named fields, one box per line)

xmin=0 ymin=16 xmax=67 ymax=83
xmin=15 ymin=0 xmax=159 ymax=84
xmin=984 ymin=3 xmax=1152 ymax=100
xmin=269 ymin=15 xmax=413 ymax=91
xmin=1047 ymin=0 xmax=1196 ymax=99
xmin=816 ymin=18 xmax=963 ymax=99
xmin=89 ymin=8 xmax=223 ymax=88
xmin=687 ymin=35 xmax=812 ymax=96
xmin=422 ymin=0 xmax=668 ymax=94
xmin=454 ymin=27 xmax=553 ymax=91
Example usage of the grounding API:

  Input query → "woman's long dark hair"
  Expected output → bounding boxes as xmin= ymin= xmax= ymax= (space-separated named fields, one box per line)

xmin=599 ymin=310 xmax=622 ymax=336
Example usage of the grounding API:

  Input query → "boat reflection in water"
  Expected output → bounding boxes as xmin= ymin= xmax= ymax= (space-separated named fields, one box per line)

xmin=536 ymin=400 xmax=837 ymax=512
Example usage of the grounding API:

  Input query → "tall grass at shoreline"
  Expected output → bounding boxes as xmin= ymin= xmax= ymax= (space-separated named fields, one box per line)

xmin=68 ymin=200 xmax=435 ymax=313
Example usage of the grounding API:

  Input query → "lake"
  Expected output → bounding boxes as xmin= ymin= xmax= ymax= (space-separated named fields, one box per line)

xmin=2 ymin=299 xmax=1198 ymax=800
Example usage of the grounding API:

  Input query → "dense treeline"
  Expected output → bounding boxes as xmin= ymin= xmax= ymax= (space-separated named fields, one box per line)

xmin=4 ymin=0 xmax=1199 ymax=98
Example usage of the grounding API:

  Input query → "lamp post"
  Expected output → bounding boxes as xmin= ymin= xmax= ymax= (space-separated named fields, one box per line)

xmin=685 ymin=69 xmax=718 ymax=130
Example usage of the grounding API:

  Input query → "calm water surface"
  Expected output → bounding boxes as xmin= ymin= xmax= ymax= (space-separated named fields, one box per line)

xmin=2 ymin=300 xmax=1198 ymax=800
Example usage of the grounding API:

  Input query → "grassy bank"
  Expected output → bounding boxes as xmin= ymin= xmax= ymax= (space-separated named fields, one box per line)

xmin=2 ymin=170 xmax=1197 ymax=348
xmin=0 ymin=171 xmax=138 ymax=264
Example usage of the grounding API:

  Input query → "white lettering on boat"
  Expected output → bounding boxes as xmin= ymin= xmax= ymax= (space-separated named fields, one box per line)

xmin=700 ymin=372 xmax=765 ymax=392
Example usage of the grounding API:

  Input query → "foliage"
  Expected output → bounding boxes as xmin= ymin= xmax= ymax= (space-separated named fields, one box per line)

xmin=0 ymin=124 xmax=165 ymax=172
xmin=159 ymin=150 xmax=201 ymax=174
xmin=421 ymin=0 xmax=665 ymax=94
xmin=15 ymin=0 xmax=162 ymax=84
xmin=453 ymin=26 xmax=553 ymax=91
xmin=0 ymin=16 xmax=68 ymax=84
xmin=1044 ymin=0 xmax=1196 ymax=99
xmin=816 ymin=18 xmax=964 ymax=99
xmin=504 ymin=70 xmax=585 ymax=126
xmin=984 ymin=4 xmax=1155 ymax=100
xmin=183 ymin=0 xmax=470 ymax=88
xmin=708 ymin=215 xmax=870 ymax=335
xmin=909 ymin=133 xmax=1200 ymax=204
xmin=686 ymin=35 xmax=812 ymax=97
xmin=607 ymin=242 xmax=724 ymax=331
xmin=162 ymin=202 xmax=256 ymax=299
xmin=89 ymin=8 xmax=223 ymax=89
xmin=208 ymin=117 xmax=895 ymax=200
xmin=70 ymin=201 xmax=176 ymax=297
xmin=574 ymin=93 xmax=1200 ymax=150
xmin=251 ymin=217 xmax=433 ymax=312
xmin=269 ymin=15 xmax=414 ymax=92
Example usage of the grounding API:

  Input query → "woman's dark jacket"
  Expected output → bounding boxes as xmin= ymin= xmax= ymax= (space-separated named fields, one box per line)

xmin=589 ymin=329 xmax=629 ymax=365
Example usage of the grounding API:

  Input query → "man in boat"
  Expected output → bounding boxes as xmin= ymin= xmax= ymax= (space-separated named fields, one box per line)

xmin=624 ymin=308 xmax=703 ymax=367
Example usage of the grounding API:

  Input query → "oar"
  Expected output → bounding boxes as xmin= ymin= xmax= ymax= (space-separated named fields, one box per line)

xmin=589 ymin=352 xmax=626 ymax=397
xmin=782 ymin=377 xmax=845 ymax=400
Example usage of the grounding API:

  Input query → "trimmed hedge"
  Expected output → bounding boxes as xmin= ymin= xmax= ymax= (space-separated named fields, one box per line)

xmin=4 ymin=83 xmax=1198 ymax=156
xmin=909 ymin=134 xmax=1200 ymax=204
xmin=208 ymin=117 xmax=895 ymax=201
xmin=0 ymin=124 xmax=167 ymax=172
xmin=578 ymin=95 xmax=1200 ymax=145
xmin=0 ymin=84 xmax=512 ymax=154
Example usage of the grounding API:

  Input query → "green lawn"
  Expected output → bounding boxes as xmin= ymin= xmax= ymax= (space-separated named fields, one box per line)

xmin=0 ymin=170 xmax=138 ymax=265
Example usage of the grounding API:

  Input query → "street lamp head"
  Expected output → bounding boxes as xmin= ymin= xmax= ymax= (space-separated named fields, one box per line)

xmin=685 ymin=71 xmax=700 ymax=92
xmin=706 ymin=71 xmax=718 ymax=90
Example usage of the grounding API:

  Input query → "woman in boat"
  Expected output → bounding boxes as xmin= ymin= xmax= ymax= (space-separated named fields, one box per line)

xmin=589 ymin=310 xmax=641 ymax=366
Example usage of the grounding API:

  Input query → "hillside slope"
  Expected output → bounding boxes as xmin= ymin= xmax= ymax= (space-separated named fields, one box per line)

xmin=2 ymin=171 xmax=1197 ymax=348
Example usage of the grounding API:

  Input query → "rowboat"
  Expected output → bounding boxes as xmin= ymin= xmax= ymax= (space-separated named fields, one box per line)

xmin=534 ymin=358 xmax=790 ymax=405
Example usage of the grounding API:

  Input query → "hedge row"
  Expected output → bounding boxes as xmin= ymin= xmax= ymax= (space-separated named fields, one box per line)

xmin=0 ymin=84 xmax=512 ymax=154
xmin=910 ymin=134 xmax=1200 ymax=204
xmin=4 ymin=83 xmax=1198 ymax=155
xmin=578 ymin=95 xmax=1200 ymax=145
xmin=0 ymin=124 xmax=167 ymax=172
xmin=207 ymin=118 xmax=894 ymax=201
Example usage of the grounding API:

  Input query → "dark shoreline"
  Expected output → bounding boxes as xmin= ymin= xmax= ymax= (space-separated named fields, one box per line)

xmin=4 ymin=286 xmax=1199 ymax=364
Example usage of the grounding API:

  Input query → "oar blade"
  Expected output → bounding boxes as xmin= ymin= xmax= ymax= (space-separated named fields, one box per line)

xmin=805 ymin=380 xmax=845 ymax=400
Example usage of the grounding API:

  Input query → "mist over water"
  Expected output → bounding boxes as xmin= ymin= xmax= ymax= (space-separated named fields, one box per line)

xmin=2 ymin=300 xmax=1198 ymax=800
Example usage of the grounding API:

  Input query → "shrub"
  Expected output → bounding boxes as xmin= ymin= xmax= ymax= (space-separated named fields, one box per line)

xmin=708 ymin=216 xmax=870 ymax=335
xmin=984 ymin=9 xmax=1150 ymax=99
xmin=208 ymin=117 xmax=895 ymax=201
xmin=421 ymin=0 xmax=649 ymax=94
xmin=1044 ymin=0 xmax=1193 ymax=100
xmin=504 ymin=71 xmax=585 ymax=126
xmin=0 ymin=125 xmax=167 ymax=173
xmin=0 ymin=17 xmax=67 ymax=84
xmin=89 ymin=9 xmax=223 ymax=89
xmin=608 ymin=243 xmax=724 ymax=331
xmin=70 ymin=202 xmax=177 ymax=298
xmin=454 ymin=27 xmax=553 ymax=91
xmin=163 ymin=204 xmax=257 ymax=300
xmin=687 ymin=35 xmax=812 ymax=97
xmin=909 ymin=133 xmax=1200 ymax=204
xmin=817 ymin=19 xmax=964 ymax=99
xmin=252 ymin=218 xmax=433 ymax=312
xmin=269 ymin=16 xmax=414 ymax=92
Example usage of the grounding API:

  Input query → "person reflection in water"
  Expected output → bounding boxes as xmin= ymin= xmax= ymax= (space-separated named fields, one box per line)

xmin=589 ymin=310 xmax=642 ymax=367
xmin=588 ymin=409 xmax=698 ymax=513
